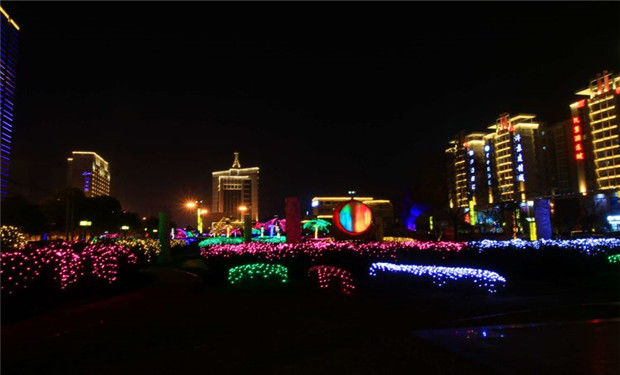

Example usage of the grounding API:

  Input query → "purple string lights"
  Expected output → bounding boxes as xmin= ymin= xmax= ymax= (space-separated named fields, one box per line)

xmin=369 ymin=262 xmax=507 ymax=293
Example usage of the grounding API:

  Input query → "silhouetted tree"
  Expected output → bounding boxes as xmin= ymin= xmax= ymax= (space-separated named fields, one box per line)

xmin=1 ymin=195 xmax=47 ymax=234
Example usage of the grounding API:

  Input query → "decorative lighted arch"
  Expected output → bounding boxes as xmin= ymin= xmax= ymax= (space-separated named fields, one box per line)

xmin=332 ymin=200 xmax=373 ymax=236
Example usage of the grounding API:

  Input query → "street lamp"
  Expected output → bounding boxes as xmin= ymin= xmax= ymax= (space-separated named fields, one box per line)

xmin=238 ymin=205 xmax=248 ymax=222
xmin=185 ymin=200 xmax=207 ymax=233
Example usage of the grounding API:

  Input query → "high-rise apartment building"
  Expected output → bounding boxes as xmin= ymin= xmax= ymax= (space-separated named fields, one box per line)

xmin=67 ymin=151 xmax=111 ymax=197
xmin=445 ymin=132 xmax=488 ymax=213
xmin=485 ymin=114 xmax=542 ymax=204
xmin=212 ymin=152 xmax=259 ymax=222
xmin=570 ymin=71 xmax=620 ymax=194
xmin=540 ymin=119 xmax=576 ymax=196
xmin=0 ymin=7 xmax=19 ymax=197
xmin=447 ymin=114 xmax=542 ymax=207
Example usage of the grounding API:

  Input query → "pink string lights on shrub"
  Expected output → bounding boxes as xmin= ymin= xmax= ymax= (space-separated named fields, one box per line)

xmin=308 ymin=265 xmax=356 ymax=295
xmin=201 ymin=241 xmax=465 ymax=262
xmin=82 ymin=244 xmax=138 ymax=284
xmin=1 ymin=242 xmax=140 ymax=295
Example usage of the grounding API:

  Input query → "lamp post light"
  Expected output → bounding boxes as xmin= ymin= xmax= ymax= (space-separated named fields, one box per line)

xmin=186 ymin=200 xmax=207 ymax=234
xmin=79 ymin=220 xmax=92 ymax=241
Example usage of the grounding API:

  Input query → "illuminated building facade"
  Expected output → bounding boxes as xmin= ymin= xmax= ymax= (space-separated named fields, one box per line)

xmin=445 ymin=133 xmax=488 ymax=215
xmin=0 ymin=7 xmax=19 ymax=197
xmin=447 ymin=114 xmax=542 ymax=235
xmin=484 ymin=114 xmax=542 ymax=204
xmin=570 ymin=71 xmax=620 ymax=194
xmin=67 ymin=151 xmax=111 ymax=197
xmin=310 ymin=196 xmax=394 ymax=229
xmin=212 ymin=152 xmax=259 ymax=222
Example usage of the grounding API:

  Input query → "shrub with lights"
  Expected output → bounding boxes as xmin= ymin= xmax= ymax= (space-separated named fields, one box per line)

xmin=1 ymin=225 xmax=28 ymax=251
xmin=369 ymin=262 xmax=507 ymax=294
xmin=1 ymin=241 xmax=144 ymax=296
xmin=227 ymin=263 xmax=288 ymax=286
xmin=308 ymin=265 xmax=355 ymax=295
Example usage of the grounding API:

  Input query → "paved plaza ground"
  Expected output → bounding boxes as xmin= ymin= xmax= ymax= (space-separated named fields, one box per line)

xmin=2 ymin=261 xmax=619 ymax=374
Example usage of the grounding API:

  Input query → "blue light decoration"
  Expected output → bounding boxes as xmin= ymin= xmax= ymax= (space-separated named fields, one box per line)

xmin=484 ymin=144 xmax=493 ymax=186
xmin=466 ymin=148 xmax=476 ymax=191
xmin=469 ymin=238 xmax=620 ymax=256
xmin=513 ymin=134 xmax=525 ymax=182
xmin=82 ymin=171 xmax=92 ymax=192
xmin=405 ymin=205 xmax=425 ymax=231
xmin=0 ymin=9 xmax=19 ymax=197
xmin=369 ymin=262 xmax=507 ymax=293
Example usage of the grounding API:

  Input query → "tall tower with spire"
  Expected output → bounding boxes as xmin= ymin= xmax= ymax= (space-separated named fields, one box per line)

xmin=211 ymin=152 xmax=260 ymax=222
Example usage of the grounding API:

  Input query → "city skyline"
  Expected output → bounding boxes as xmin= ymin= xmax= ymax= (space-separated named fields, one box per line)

xmin=3 ymin=2 xmax=619 ymax=223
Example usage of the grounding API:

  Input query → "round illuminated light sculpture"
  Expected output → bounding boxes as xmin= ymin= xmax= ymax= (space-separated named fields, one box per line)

xmin=333 ymin=200 xmax=373 ymax=236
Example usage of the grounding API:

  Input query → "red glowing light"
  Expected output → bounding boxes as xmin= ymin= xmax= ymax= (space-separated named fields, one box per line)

xmin=574 ymin=135 xmax=582 ymax=142
xmin=574 ymin=125 xmax=581 ymax=134
xmin=572 ymin=117 xmax=581 ymax=124
xmin=576 ymin=153 xmax=584 ymax=160
xmin=575 ymin=144 xmax=582 ymax=151
xmin=616 ymin=87 xmax=620 ymax=95
xmin=576 ymin=100 xmax=586 ymax=108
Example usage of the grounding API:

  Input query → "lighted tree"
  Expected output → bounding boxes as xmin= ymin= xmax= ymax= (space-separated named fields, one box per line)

xmin=303 ymin=219 xmax=331 ymax=239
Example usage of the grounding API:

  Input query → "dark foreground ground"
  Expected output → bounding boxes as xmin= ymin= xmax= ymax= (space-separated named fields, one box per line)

xmin=2 ymin=259 xmax=619 ymax=375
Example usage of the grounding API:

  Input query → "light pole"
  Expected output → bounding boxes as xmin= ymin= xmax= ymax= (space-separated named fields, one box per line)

xmin=239 ymin=205 xmax=250 ymax=243
xmin=186 ymin=200 xmax=207 ymax=234
xmin=238 ymin=204 xmax=248 ymax=222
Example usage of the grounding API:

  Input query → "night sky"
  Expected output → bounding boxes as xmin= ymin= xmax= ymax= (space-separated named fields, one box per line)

xmin=4 ymin=2 xmax=619 ymax=225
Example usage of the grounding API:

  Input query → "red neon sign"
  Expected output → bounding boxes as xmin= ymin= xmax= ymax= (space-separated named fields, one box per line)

xmin=573 ymin=119 xmax=584 ymax=161
xmin=577 ymin=100 xmax=586 ymax=108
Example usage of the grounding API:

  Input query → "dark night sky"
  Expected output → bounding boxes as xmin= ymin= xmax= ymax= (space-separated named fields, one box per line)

xmin=4 ymin=2 xmax=619 ymax=225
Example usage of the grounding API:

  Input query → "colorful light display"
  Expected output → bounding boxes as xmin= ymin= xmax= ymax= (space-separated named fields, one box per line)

xmin=369 ymin=262 xmax=507 ymax=293
xmin=308 ymin=265 xmax=355 ymax=295
xmin=227 ymin=263 xmax=288 ymax=285
xmin=608 ymin=254 xmax=620 ymax=264
xmin=333 ymin=200 xmax=372 ymax=235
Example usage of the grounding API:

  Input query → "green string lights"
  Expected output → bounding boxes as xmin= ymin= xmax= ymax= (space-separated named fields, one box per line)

xmin=608 ymin=254 xmax=620 ymax=263
xmin=227 ymin=263 xmax=288 ymax=285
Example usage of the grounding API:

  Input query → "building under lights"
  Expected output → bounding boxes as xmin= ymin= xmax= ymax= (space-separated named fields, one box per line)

xmin=446 ymin=113 xmax=543 ymax=235
xmin=570 ymin=71 xmax=620 ymax=195
xmin=447 ymin=114 xmax=542 ymax=204
xmin=0 ymin=7 xmax=20 ymax=197
xmin=211 ymin=152 xmax=259 ymax=222
xmin=67 ymin=151 xmax=111 ymax=197
xmin=310 ymin=196 xmax=394 ymax=229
